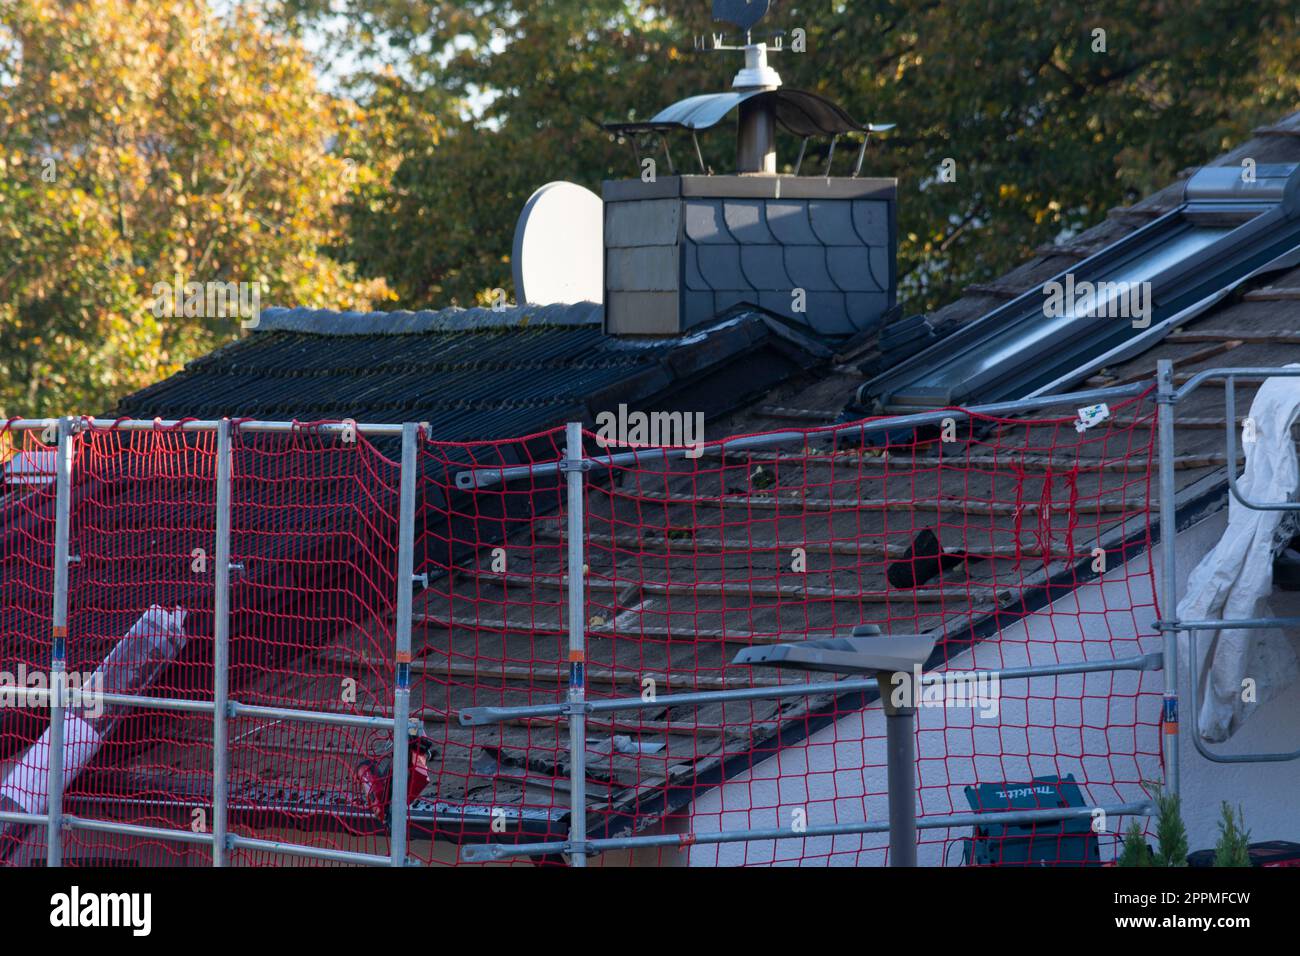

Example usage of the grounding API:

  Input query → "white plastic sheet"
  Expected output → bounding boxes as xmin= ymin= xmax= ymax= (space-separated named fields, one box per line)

xmin=1178 ymin=366 xmax=1300 ymax=741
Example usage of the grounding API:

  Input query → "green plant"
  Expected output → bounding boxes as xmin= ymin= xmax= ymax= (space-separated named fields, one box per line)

xmin=1152 ymin=789 xmax=1190 ymax=866
xmin=1213 ymin=803 xmax=1252 ymax=867
xmin=1125 ymin=781 xmax=1190 ymax=866
xmin=1117 ymin=820 xmax=1152 ymax=867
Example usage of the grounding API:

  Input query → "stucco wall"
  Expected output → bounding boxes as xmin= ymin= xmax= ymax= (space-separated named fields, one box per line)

xmin=686 ymin=505 xmax=1300 ymax=865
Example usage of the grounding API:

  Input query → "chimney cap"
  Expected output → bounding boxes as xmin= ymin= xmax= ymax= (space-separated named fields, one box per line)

xmin=605 ymin=88 xmax=879 ymax=140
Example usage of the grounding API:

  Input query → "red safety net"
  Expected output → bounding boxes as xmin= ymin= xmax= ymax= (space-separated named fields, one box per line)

xmin=408 ymin=390 xmax=1161 ymax=867
xmin=0 ymin=421 xmax=402 ymax=867
xmin=1 ymin=392 xmax=1162 ymax=867
xmin=0 ymin=423 xmax=58 ymax=865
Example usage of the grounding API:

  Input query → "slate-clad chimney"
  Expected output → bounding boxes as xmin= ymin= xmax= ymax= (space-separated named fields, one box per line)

xmin=603 ymin=176 xmax=896 ymax=337
xmin=601 ymin=3 xmax=897 ymax=339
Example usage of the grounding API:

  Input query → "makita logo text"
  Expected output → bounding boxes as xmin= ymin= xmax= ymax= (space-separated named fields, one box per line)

xmin=50 ymin=886 xmax=151 ymax=936
xmin=995 ymin=786 xmax=1053 ymax=799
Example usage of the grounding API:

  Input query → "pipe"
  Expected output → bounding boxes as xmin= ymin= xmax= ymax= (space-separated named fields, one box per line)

xmin=1156 ymin=360 xmax=1180 ymax=796
xmin=879 ymin=669 xmax=918 ymax=866
xmin=0 ymin=605 xmax=188 ymax=863
xmin=564 ymin=422 xmax=589 ymax=867
xmin=389 ymin=422 xmax=418 ymax=866
xmin=212 ymin=419 xmax=232 ymax=866
xmin=462 ymin=800 xmax=1155 ymax=862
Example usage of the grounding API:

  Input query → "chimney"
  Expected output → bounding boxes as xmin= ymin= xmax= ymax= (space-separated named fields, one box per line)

xmin=601 ymin=3 xmax=897 ymax=339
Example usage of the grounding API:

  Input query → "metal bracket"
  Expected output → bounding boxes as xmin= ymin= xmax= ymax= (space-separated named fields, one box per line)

xmin=412 ymin=572 xmax=429 ymax=589
xmin=565 ymin=840 xmax=592 ymax=861
xmin=558 ymin=459 xmax=593 ymax=474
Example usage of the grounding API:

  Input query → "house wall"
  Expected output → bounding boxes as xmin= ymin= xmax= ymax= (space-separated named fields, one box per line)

xmin=684 ymin=506 xmax=1300 ymax=866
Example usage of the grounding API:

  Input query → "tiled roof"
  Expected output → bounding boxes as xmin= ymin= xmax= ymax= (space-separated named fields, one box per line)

xmin=114 ymin=306 xmax=830 ymax=440
xmin=6 ymin=111 xmax=1299 ymax=859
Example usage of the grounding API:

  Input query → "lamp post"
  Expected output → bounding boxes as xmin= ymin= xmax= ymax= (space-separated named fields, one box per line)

xmin=732 ymin=624 xmax=936 ymax=866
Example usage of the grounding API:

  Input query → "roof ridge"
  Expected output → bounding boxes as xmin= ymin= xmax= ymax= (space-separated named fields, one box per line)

xmin=255 ymin=302 xmax=603 ymax=335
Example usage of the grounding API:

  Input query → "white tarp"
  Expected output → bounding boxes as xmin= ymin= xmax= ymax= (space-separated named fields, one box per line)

xmin=1178 ymin=366 xmax=1300 ymax=741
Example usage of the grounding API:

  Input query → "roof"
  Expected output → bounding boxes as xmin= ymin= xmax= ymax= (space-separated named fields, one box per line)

xmin=5 ymin=112 xmax=1300 ymax=864
xmin=385 ymin=110 xmax=1300 ymax=851
xmin=1 ymin=302 xmax=837 ymax=858
xmin=115 ymin=304 xmax=830 ymax=437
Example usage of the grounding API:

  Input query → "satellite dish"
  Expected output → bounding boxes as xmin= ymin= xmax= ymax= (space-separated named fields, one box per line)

xmin=713 ymin=0 xmax=771 ymax=32
xmin=512 ymin=181 xmax=603 ymax=305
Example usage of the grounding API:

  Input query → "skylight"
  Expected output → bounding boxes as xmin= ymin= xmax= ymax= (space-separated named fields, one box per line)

xmin=861 ymin=163 xmax=1300 ymax=410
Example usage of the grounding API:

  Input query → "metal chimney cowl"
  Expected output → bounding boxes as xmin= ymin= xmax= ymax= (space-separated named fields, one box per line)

xmin=602 ymin=174 xmax=898 ymax=338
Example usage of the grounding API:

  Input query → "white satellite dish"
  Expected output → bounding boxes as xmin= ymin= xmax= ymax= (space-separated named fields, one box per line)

xmin=512 ymin=181 xmax=603 ymax=305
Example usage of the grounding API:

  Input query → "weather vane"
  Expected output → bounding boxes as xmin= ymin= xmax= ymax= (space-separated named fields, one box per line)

xmin=696 ymin=0 xmax=782 ymax=52
xmin=713 ymin=0 xmax=772 ymax=37
xmin=694 ymin=0 xmax=783 ymax=90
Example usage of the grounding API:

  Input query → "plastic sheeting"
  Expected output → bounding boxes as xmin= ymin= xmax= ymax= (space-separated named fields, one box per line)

xmin=1178 ymin=366 xmax=1300 ymax=740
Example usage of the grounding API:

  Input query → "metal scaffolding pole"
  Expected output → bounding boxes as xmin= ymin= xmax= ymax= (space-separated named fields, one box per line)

xmin=389 ymin=422 xmax=419 ymax=867
xmin=212 ymin=418 xmax=232 ymax=866
xmin=460 ymin=653 xmax=1163 ymax=726
xmin=1156 ymin=359 xmax=1181 ymax=796
xmin=454 ymin=382 xmax=1151 ymax=489
xmin=46 ymin=416 xmax=74 ymax=867
xmin=564 ymin=422 xmax=588 ymax=867
xmin=462 ymin=800 xmax=1155 ymax=863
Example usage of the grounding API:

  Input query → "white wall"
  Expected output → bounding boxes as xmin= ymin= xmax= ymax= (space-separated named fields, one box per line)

xmin=686 ymin=507 xmax=1300 ymax=865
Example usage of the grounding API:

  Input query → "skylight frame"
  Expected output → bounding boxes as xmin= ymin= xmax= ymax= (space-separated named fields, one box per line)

xmin=861 ymin=164 xmax=1300 ymax=411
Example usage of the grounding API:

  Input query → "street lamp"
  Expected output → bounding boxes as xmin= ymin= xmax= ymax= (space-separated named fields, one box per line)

xmin=732 ymin=624 xmax=936 ymax=866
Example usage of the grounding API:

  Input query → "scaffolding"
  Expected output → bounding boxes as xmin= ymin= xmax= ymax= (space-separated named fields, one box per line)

xmin=0 ymin=373 xmax=1181 ymax=867
xmin=1157 ymin=361 xmax=1300 ymax=765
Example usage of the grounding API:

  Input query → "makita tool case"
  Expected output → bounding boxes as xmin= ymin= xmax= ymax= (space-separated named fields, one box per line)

xmin=960 ymin=774 xmax=1101 ymax=866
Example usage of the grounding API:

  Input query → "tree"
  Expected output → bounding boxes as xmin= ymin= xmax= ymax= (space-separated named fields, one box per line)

xmin=0 ymin=0 xmax=392 ymax=417
xmin=275 ymin=0 xmax=1300 ymax=311
xmin=1152 ymin=789 xmax=1189 ymax=867
xmin=1213 ymin=802 xmax=1252 ymax=867
xmin=1117 ymin=820 xmax=1151 ymax=867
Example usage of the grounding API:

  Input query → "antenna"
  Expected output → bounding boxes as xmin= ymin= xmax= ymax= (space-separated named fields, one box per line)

xmin=511 ymin=182 xmax=604 ymax=306
xmin=696 ymin=1 xmax=783 ymax=173
xmin=606 ymin=2 xmax=892 ymax=179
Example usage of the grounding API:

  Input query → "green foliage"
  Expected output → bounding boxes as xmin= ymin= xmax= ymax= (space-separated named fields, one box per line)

xmin=1213 ymin=802 xmax=1252 ymax=867
xmin=6 ymin=1 xmax=1300 ymax=412
xmin=1117 ymin=820 xmax=1151 ymax=867
xmin=0 ymin=0 xmax=392 ymax=417
xmin=1151 ymin=788 xmax=1189 ymax=867
xmin=276 ymin=0 xmax=1300 ymax=310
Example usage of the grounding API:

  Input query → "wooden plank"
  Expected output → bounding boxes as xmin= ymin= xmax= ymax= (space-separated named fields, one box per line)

xmin=1104 ymin=417 xmax=1242 ymax=430
xmin=756 ymin=405 xmax=838 ymax=421
xmin=413 ymin=613 xmax=868 ymax=645
xmin=358 ymin=703 xmax=758 ymax=740
xmin=1243 ymin=287 xmax=1300 ymax=301
xmin=1086 ymin=340 xmax=1242 ymax=388
xmin=450 ymin=568 xmax=1008 ymax=603
xmin=1168 ymin=329 xmax=1300 ymax=345
xmin=696 ymin=446 xmax=1183 ymax=472
xmin=626 ymin=489 xmax=1146 ymax=516
xmin=535 ymin=526 xmax=1083 ymax=559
